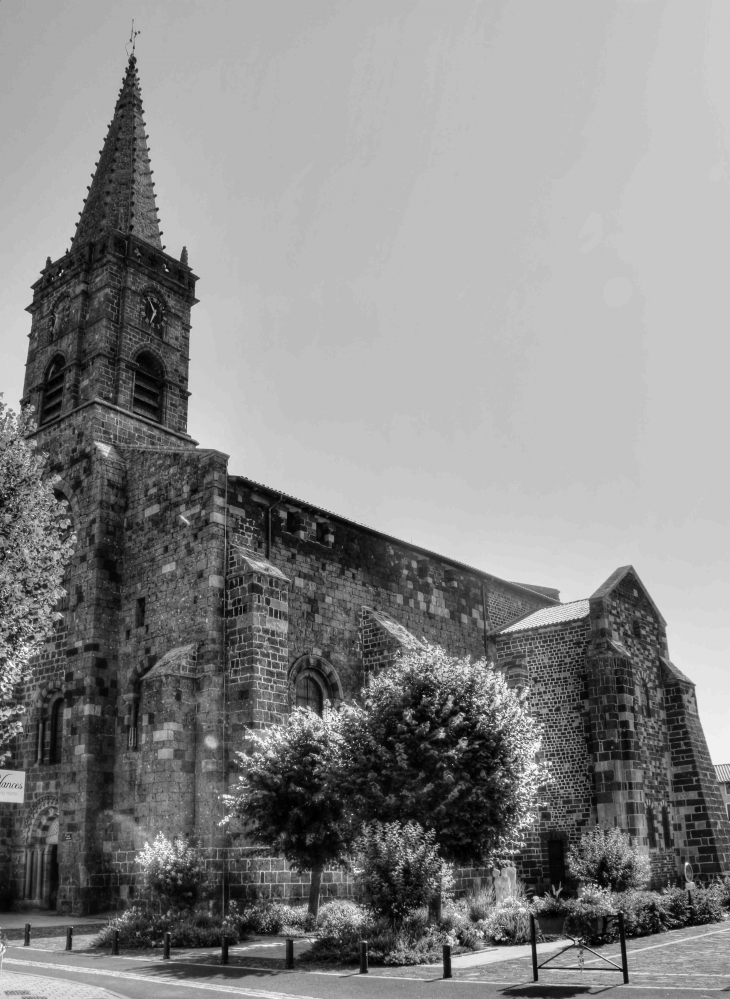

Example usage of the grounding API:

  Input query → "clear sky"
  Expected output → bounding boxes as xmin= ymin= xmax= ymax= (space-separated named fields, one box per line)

xmin=1 ymin=1 xmax=728 ymax=761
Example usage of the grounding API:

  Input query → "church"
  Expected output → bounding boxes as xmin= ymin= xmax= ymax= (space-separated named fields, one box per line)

xmin=4 ymin=54 xmax=729 ymax=914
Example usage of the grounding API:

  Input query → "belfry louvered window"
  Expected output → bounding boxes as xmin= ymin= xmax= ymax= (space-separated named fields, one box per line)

xmin=40 ymin=356 xmax=65 ymax=424
xmin=132 ymin=352 xmax=164 ymax=422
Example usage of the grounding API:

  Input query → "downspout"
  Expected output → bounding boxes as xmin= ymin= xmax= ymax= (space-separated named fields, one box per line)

xmin=221 ymin=468 xmax=229 ymax=913
xmin=481 ymin=583 xmax=491 ymax=660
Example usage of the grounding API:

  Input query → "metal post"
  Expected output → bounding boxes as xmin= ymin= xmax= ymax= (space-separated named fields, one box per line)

xmin=23 ymin=923 xmax=31 ymax=947
xmin=162 ymin=931 xmax=171 ymax=960
xmin=112 ymin=929 xmax=119 ymax=956
xmin=221 ymin=935 xmax=229 ymax=965
xmin=618 ymin=912 xmax=629 ymax=984
xmin=285 ymin=938 xmax=294 ymax=969
xmin=442 ymin=943 xmax=452 ymax=979
xmin=65 ymin=926 xmax=73 ymax=951
xmin=359 ymin=940 xmax=369 ymax=974
xmin=530 ymin=914 xmax=538 ymax=982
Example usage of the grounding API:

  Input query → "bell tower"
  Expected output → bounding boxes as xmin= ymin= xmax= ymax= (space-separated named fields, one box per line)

xmin=22 ymin=54 xmax=198 ymax=446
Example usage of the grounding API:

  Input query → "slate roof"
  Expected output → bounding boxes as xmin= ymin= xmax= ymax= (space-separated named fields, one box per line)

xmin=714 ymin=763 xmax=730 ymax=784
xmin=72 ymin=55 xmax=161 ymax=250
xmin=497 ymin=599 xmax=590 ymax=635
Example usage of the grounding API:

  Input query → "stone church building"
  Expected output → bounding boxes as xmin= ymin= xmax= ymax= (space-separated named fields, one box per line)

xmin=3 ymin=55 xmax=728 ymax=914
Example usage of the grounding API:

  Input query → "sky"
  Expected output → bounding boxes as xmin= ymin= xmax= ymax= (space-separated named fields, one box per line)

xmin=1 ymin=1 xmax=729 ymax=761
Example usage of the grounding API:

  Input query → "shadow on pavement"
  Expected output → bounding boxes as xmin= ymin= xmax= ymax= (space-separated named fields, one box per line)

xmin=500 ymin=986 xmax=619 ymax=997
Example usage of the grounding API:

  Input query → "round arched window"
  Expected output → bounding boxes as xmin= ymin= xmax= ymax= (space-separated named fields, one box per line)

xmin=296 ymin=676 xmax=323 ymax=716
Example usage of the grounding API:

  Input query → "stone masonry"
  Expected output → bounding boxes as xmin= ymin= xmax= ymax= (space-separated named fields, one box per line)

xmin=2 ymin=52 xmax=728 ymax=914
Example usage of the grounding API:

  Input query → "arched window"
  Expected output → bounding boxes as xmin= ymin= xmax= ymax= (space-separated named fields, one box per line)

xmin=646 ymin=805 xmax=657 ymax=849
xmin=49 ymin=699 xmax=64 ymax=765
xmin=661 ymin=806 xmax=672 ymax=848
xmin=295 ymin=675 xmax=324 ymax=716
xmin=40 ymin=355 xmax=65 ymax=424
xmin=132 ymin=352 xmax=164 ymax=422
xmin=128 ymin=685 xmax=142 ymax=750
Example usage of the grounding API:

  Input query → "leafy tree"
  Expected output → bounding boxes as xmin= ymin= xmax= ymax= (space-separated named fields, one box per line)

xmin=567 ymin=827 xmax=650 ymax=891
xmin=341 ymin=645 xmax=543 ymax=868
xmin=223 ymin=706 xmax=358 ymax=917
xmin=355 ymin=820 xmax=453 ymax=922
xmin=0 ymin=400 xmax=75 ymax=762
xmin=138 ymin=833 xmax=213 ymax=910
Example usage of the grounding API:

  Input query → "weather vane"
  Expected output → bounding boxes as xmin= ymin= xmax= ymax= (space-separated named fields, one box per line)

xmin=126 ymin=20 xmax=141 ymax=58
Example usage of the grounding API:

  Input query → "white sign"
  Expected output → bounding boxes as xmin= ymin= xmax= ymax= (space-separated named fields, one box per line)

xmin=0 ymin=770 xmax=25 ymax=803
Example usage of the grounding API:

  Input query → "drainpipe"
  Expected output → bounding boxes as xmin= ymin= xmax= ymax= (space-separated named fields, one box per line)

xmin=481 ymin=584 xmax=491 ymax=660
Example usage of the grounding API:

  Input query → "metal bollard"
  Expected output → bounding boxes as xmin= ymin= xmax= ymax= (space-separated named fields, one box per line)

xmin=359 ymin=939 xmax=369 ymax=974
xmin=162 ymin=931 xmax=171 ymax=960
xmin=112 ymin=928 xmax=120 ymax=956
xmin=530 ymin=914 xmax=538 ymax=982
xmin=221 ymin=935 xmax=229 ymax=965
xmin=65 ymin=926 xmax=73 ymax=951
xmin=23 ymin=923 xmax=31 ymax=947
xmin=285 ymin=937 xmax=294 ymax=970
xmin=618 ymin=911 xmax=629 ymax=985
xmin=442 ymin=943 xmax=452 ymax=979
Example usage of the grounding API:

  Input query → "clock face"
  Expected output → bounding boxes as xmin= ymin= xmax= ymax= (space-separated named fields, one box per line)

xmin=143 ymin=293 xmax=165 ymax=331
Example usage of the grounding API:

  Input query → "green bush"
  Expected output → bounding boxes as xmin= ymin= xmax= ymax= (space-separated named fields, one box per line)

xmin=690 ymin=884 xmax=725 ymax=925
xmin=567 ymin=828 xmax=650 ymax=892
xmin=317 ymin=899 xmax=367 ymax=939
xmin=614 ymin=889 xmax=671 ymax=937
xmin=657 ymin=886 xmax=691 ymax=929
xmin=138 ymin=834 xmax=213 ymax=910
xmin=468 ymin=885 xmax=496 ymax=922
xmin=94 ymin=907 xmax=243 ymax=949
xmin=234 ymin=898 xmax=313 ymax=934
xmin=712 ymin=875 xmax=730 ymax=910
xmin=354 ymin=821 xmax=452 ymax=922
xmin=483 ymin=896 xmax=532 ymax=944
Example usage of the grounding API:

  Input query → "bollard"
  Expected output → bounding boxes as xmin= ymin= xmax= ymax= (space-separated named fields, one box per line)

xmin=221 ymin=935 xmax=229 ymax=965
xmin=23 ymin=923 xmax=31 ymax=947
xmin=530 ymin=914 xmax=538 ymax=982
xmin=442 ymin=943 xmax=452 ymax=979
xmin=285 ymin=938 xmax=294 ymax=970
xmin=618 ymin=912 xmax=629 ymax=985
xmin=65 ymin=926 xmax=73 ymax=951
xmin=162 ymin=931 xmax=171 ymax=960
xmin=111 ymin=928 xmax=119 ymax=956
xmin=359 ymin=939 xmax=369 ymax=974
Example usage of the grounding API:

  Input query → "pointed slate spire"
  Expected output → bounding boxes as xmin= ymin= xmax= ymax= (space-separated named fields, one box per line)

xmin=72 ymin=55 xmax=162 ymax=250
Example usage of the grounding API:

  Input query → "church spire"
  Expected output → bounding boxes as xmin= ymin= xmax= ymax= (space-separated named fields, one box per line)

xmin=72 ymin=55 xmax=162 ymax=251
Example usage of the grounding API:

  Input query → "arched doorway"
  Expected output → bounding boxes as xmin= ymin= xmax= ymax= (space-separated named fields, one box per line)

xmin=23 ymin=805 xmax=59 ymax=909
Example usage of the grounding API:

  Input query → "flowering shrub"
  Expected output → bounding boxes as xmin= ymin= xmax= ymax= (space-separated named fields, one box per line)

xmin=614 ymin=889 xmax=671 ymax=937
xmin=317 ymin=899 xmax=367 ymax=939
xmin=567 ymin=828 xmax=650 ymax=892
xmin=483 ymin=896 xmax=532 ymax=944
xmin=468 ymin=885 xmax=495 ymax=922
xmin=234 ymin=898 xmax=313 ymax=934
xmin=138 ymin=834 xmax=212 ymax=910
xmin=94 ymin=907 xmax=243 ymax=949
xmin=354 ymin=821 xmax=452 ymax=922
xmin=532 ymin=885 xmax=570 ymax=916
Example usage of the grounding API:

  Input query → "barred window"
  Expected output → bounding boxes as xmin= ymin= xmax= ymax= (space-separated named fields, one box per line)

xmin=40 ymin=356 xmax=65 ymax=424
xmin=132 ymin=352 xmax=164 ymax=422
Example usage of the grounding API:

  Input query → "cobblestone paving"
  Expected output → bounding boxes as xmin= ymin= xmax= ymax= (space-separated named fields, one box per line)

xmin=0 ymin=969 xmax=125 ymax=998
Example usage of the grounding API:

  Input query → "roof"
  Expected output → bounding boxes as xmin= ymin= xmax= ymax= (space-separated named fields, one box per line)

xmin=590 ymin=565 xmax=666 ymax=627
xmin=72 ymin=55 xmax=161 ymax=250
xmin=229 ymin=474 xmax=560 ymax=606
xmin=497 ymin=599 xmax=590 ymax=635
xmin=715 ymin=764 xmax=730 ymax=783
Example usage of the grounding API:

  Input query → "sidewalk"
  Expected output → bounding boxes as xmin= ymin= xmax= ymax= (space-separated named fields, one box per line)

xmin=0 ymin=968 xmax=126 ymax=998
xmin=1 ymin=911 xmax=115 ymax=930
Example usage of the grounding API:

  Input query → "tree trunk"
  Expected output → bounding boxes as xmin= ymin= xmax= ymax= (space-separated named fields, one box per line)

xmin=428 ymin=891 xmax=443 ymax=924
xmin=308 ymin=863 xmax=323 ymax=919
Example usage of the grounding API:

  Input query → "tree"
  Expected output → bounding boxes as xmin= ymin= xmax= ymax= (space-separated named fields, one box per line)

xmin=223 ymin=706 xmax=358 ymax=917
xmin=341 ymin=645 xmax=543 ymax=868
xmin=0 ymin=400 xmax=75 ymax=762
xmin=567 ymin=827 xmax=650 ymax=891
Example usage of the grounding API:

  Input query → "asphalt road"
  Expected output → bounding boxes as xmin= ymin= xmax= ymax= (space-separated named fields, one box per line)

xmin=4 ymin=948 xmax=728 ymax=999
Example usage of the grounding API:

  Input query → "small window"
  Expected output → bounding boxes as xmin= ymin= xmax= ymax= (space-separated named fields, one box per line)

xmin=647 ymin=806 xmax=657 ymax=849
xmin=136 ymin=597 xmax=146 ymax=628
xmin=49 ymin=699 xmax=64 ymax=765
xmin=643 ymin=680 xmax=652 ymax=718
xmin=132 ymin=353 xmax=164 ymax=422
xmin=296 ymin=676 xmax=323 ymax=716
xmin=632 ymin=619 xmax=642 ymax=639
xmin=286 ymin=511 xmax=300 ymax=534
xmin=661 ymin=806 xmax=672 ymax=848
xmin=546 ymin=839 xmax=566 ymax=888
xmin=40 ymin=356 xmax=65 ymax=424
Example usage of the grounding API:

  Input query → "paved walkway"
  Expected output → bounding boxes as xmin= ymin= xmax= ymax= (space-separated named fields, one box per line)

xmin=0 ymin=968 xmax=126 ymax=998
